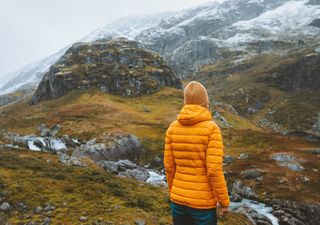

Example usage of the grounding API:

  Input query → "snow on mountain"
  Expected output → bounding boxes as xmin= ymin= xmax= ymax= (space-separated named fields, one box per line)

xmin=1 ymin=0 xmax=320 ymax=96
xmin=0 ymin=12 xmax=172 ymax=96
xmin=0 ymin=48 xmax=68 ymax=96
xmin=81 ymin=12 xmax=175 ymax=42
xmin=230 ymin=0 xmax=320 ymax=40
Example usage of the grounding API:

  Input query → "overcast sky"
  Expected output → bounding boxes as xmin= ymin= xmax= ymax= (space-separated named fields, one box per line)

xmin=0 ymin=0 xmax=213 ymax=79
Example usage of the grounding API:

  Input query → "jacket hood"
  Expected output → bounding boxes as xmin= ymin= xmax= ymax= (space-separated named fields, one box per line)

xmin=177 ymin=104 xmax=212 ymax=125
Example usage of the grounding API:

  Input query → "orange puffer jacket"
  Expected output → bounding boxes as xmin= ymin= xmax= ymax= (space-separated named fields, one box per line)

xmin=164 ymin=104 xmax=230 ymax=209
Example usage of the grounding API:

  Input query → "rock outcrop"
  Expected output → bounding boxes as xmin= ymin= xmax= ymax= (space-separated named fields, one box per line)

xmin=271 ymin=199 xmax=320 ymax=225
xmin=31 ymin=38 xmax=181 ymax=104
xmin=72 ymin=133 xmax=143 ymax=163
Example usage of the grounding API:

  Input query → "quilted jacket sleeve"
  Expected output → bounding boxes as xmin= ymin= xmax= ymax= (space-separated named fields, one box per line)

xmin=206 ymin=123 xmax=230 ymax=208
xmin=163 ymin=130 xmax=175 ymax=193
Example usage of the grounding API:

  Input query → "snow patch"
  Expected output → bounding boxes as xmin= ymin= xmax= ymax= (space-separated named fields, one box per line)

xmin=232 ymin=0 xmax=320 ymax=36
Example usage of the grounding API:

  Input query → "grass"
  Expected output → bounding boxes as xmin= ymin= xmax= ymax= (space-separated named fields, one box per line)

xmin=196 ymin=46 xmax=320 ymax=132
xmin=0 ymin=87 xmax=183 ymax=164
xmin=0 ymin=149 xmax=171 ymax=224
xmin=1 ymin=77 xmax=320 ymax=224
xmin=0 ymin=149 xmax=254 ymax=225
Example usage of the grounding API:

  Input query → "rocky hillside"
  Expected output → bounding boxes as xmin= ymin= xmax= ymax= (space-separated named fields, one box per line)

xmin=136 ymin=0 xmax=320 ymax=74
xmin=1 ymin=86 xmax=319 ymax=224
xmin=2 ymin=0 xmax=320 ymax=96
xmin=195 ymin=43 xmax=320 ymax=135
xmin=31 ymin=38 xmax=181 ymax=105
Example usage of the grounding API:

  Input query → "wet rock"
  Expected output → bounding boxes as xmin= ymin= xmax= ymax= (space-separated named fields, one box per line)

xmin=230 ymin=180 xmax=257 ymax=199
xmin=117 ymin=160 xmax=138 ymax=171
xmin=309 ymin=18 xmax=320 ymax=28
xmin=271 ymin=199 xmax=320 ymax=225
xmin=0 ymin=202 xmax=11 ymax=211
xmin=271 ymin=153 xmax=304 ymax=171
xmin=240 ymin=169 xmax=263 ymax=180
xmin=230 ymin=193 xmax=242 ymax=202
xmin=4 ymin=131 xmax=67 ymax=152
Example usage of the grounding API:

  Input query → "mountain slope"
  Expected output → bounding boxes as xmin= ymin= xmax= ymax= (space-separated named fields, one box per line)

xmin=1 ymin=0 xmax=320 ymax=96
xmin=195 ymin=42 xmax=320 ymax=134
xmin=30 ymin=38 xmax=181 ymax=105
xmin=0 ymin=12 xmax=172 ymax=96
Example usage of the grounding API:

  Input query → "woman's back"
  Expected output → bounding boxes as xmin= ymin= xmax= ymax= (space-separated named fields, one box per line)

xmin=165 ymin=104 xmax=228 ymax=209
xmin=164 ymin=81 xmax=230 ymax=225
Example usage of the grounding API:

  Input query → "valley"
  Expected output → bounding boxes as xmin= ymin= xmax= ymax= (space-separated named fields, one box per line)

xmin=0 ymin=0 xmax=320 ymax=224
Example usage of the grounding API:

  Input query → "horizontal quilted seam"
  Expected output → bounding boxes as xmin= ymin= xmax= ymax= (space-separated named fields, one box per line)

xmin=164 ymin=104 xmax=230 ymax=209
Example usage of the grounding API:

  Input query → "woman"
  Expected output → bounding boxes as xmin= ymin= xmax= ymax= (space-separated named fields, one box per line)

xmin=164 ymin=81 xmax=230 ymax=225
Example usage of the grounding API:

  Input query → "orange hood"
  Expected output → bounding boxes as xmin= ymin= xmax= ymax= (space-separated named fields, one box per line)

xmin=177 ymin=104 xmax=212 ymax=125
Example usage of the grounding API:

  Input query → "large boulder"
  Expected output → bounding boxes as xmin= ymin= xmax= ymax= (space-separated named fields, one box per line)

xmin=72 ymin=133 xmax=143 ymax=163
xmin=31 ymin=38 xmax=181 ymax=104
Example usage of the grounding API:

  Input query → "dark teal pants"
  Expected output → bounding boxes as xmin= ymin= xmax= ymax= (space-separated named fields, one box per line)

xmin=171 ymin=202 xmax=217 ymax=225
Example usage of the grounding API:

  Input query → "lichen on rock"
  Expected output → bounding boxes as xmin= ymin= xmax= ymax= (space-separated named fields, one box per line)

xmin=31 ymin=38 xmax=181 ymax=104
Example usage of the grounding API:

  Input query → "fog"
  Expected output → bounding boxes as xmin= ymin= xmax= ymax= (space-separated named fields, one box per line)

xmin=0 ymin=0 xmax=214 ymax=81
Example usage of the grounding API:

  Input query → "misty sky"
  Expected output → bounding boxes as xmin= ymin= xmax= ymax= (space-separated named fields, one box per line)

xmin=0 ymin=0 xmax=213 ymax=80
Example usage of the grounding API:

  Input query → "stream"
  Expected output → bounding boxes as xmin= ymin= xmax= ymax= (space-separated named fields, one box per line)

xmin=147 ymin=171 xmax=279 ymax=225
xmin=231 ymin=199 xmax=279 ymax=225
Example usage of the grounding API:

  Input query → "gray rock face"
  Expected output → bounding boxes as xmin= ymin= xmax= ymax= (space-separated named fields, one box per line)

xmin=136 ymin=0 xmax=295 ymax=74
xmin=310 ymin=19 xmax=320 ymax=28
xmin=264 ymin=53 xmax=320 ymax=92
xmin=271 ymin=153 xmax=305 ymax=171
xmin=169 ymin=38 xmax=223 ymax=74
xmin=230 ymin=180 xmax=257 ymax=199
xmin=72 ymin=134 xmax=143 ymax=163
xmin=271 ymin=199 xmax=320 ymax=225
xmin=308 ymin=0 xmax=320 ymax=5
xmin=31 ymin=38 xmax=181 ymax=104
